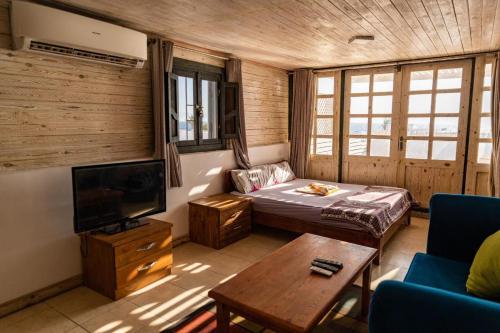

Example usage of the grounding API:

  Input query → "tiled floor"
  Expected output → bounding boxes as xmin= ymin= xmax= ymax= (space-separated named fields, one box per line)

xmin=0 ymin=217 xmax=428 ymax=333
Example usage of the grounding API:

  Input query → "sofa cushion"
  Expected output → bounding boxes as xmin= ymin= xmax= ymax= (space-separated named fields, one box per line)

xmin=467 ymin=230 xmax=500 ymax=299
xmin=405 ymin=253 xmax=471 ymax=296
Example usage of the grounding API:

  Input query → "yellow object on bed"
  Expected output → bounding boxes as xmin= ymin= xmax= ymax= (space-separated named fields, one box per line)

xmin=296 ymin=182 xmax=340 ymax=196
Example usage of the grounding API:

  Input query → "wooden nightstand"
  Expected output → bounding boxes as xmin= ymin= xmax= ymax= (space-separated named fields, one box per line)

xmin=188 ymin=193 xmax=252 ymax=249
xmin=81 ymin=218 xmax=173 ymax=300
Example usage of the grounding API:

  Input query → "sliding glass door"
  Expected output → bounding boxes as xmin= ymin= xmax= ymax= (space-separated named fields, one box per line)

xmin=342 ymin=67 xmax=401 ymax=186
xmin=397 ymin=60 xmax=472 ymax=207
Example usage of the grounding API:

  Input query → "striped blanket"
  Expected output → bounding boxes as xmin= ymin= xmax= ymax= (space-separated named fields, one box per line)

xmin=320 ymin=186 xmax=413 ymax=238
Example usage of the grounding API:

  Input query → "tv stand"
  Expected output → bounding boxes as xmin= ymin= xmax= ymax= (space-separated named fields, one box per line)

xmin=95 ymin=219 xmax=148 ymax=235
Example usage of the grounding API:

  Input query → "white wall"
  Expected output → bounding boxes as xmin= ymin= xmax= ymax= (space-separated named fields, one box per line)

xmin=0 ymin=143 xmax=289 ymax=304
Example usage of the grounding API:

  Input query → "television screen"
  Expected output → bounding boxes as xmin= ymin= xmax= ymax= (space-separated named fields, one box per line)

xmin=72 ymin=160 xmax=166 ymax=233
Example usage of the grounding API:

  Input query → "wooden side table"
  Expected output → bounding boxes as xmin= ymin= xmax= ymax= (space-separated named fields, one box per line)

xmin=188 ymin=193 xmax=252 ymax=249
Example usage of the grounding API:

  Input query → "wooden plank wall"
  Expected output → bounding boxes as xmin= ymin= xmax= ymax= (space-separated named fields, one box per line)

xmin=242 ymin=61 xmax=288 ymax=147
xmin=0 ymin=0 xmax=288 ymax=172
xmin=0 ymin=0 xmax=153 ymax=171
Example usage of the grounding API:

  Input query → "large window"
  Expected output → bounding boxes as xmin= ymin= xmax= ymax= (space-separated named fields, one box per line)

xmin=345 ymin=69 xmax=396 ymax=157
xmin=477 ymin=62 xmax=493 ymax=164
xmin=311 ymin=73 xmax=339 ymax=156
xmin=171 ymin=58 xmax=225 ymax=153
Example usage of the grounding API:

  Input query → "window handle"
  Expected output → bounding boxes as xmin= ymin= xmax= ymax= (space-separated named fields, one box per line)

xmin=399 ymin=136 xmax=405 ymax=151
xmin=196 ymin=105 xmax=204 ymax=117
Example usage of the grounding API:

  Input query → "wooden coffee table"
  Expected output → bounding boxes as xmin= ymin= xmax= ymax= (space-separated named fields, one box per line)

xmin=208 ymin=233 xmax=377 ymax=333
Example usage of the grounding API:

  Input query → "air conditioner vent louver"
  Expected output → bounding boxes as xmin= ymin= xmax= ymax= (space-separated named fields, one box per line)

xmin=29 ymin=41 xmax=143 ymax=68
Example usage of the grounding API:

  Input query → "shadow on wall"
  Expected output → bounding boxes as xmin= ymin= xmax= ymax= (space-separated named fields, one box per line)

xmin=152 ymin=143 xmax=290 ymax=239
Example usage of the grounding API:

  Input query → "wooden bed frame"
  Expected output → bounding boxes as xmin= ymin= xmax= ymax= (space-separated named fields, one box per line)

xmin=223 ymin=171 xmax=411 ymax=265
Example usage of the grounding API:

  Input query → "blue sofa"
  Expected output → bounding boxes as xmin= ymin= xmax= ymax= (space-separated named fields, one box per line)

xmin=369 ymin=194 xmax=500 ymax=333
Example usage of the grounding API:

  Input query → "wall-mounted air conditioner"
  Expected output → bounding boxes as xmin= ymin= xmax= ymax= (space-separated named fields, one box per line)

xmin=10 ymin=0 xmax=147 ymax=68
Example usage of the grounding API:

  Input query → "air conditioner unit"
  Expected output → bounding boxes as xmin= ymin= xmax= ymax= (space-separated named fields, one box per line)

xmin=10 ymin=1 xmax=147 ymax=68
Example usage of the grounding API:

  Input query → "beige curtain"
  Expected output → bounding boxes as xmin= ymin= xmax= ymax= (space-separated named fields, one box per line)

xmin=226 ymin=58 xmax=251 ymax=169
xmin=150 ymin=38 xmax=183 ymax=188
xmin=490 ymin=52 xmax=500 ymax=197
xmin=290 ymin=69 xmax=315 ymax=178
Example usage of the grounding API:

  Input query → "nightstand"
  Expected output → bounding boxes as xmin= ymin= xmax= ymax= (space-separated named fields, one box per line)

xmin=188 ymin=193 xmax=252 ymax=249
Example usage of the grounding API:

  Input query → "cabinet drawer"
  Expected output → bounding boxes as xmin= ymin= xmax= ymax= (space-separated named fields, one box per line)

xmin=115 ymin=250 xmax=172 ymax=289
xmin=115 ymin=231 xmax=171 ymax=267
xmin=220 ymin=204 xmax=251 ymax=228
xmin=220 ymin=216 xmax=251 ymax=248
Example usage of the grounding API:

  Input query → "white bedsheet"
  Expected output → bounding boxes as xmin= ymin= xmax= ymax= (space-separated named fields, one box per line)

xmin=232 ymin=178 xmax=376 ymax=231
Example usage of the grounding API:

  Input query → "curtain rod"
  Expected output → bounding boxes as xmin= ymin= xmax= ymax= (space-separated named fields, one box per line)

xmin=307 ymin=50 xmax=499 ymax=73
xmin=173 ymin=45 xmax=230 ymax=61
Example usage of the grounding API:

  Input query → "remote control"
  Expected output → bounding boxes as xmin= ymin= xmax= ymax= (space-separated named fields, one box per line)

xmin=310 ymin=266 xmax=333 ymax=277
xmin=314 ymin=258 xmax=343 ymax=269
xmin=311 ymin=260 xmax=339 ymax=273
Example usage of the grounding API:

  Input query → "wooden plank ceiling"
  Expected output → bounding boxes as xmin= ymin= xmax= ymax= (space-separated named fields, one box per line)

xmin=54 ymin=0 xmax=500 ymax=69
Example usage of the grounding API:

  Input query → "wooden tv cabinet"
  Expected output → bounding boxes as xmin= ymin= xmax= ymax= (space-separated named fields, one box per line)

xmin=80 ymin=218 xmax=173 ymax=300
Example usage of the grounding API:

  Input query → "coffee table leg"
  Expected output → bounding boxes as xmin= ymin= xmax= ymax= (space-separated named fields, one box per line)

xmin=216 ymin=302 xmax=230 ymax=333
xmin=361 ymin=263 xmax=372 ymax=317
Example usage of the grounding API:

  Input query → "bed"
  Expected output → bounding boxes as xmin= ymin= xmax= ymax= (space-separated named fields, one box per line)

xmin=224 ymin=171 xmax=412 ymax=264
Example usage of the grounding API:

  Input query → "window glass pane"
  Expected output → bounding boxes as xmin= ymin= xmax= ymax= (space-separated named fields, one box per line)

xmin=349 ymin=138 xmax=367 ymax=156
xmin=317 ymin=118 xmax=333 ymax=135
xmin=351 ymin=75 xmax=370 ymax=93
xmin=482 ymin=91 xmax=491 ymax=113
xmin=317 ymin=97 xmax=334 ymax=115
xmin=372 ymin=95 xmax=393 ymax=114
xmin=437 ymin=68 xmax=462 ymax=89
xmin=370 ymin=139 xmax=391 ymax=157
xmin=434 ymin=117 xmax=459 ymax=137
xmin=408 ymin=94 xmax=432 ymax=114
xmin=178 ymin=76 xmax=195 ymax=141
xmin=480 ymin=116 xmax=492 ymax=138
xmin=373 ymin=73 xmax=394 ymax=92
xmin=350 ymin=96 xmax=369 ymax=114
xmin=432 ymin=141 xmax=457 ymax=161
xmin=410 ymin=70 xmax=433 ymax=91
xmin=371 ymin=117 xmax=392 ymax=135
xmin=407 ymin=117 xmax=430 ymax=136
xmin=477 ymin=142 xmax=492 ymax=164
xmin=318 ymin=77 xmax=334 ymax=94
xmin=201 ymin=80 xmax=218 ymax=140
xmin=315 ymin=138 xmax=333 ymax=155
xmin=406 ymin=140 xmax=428 ymax=159
xmin=435 ymin=92 xmax=461 ymax=114
xmin=484 ymin=63 xmax=492 ymax=87
xmin=349 ymin=117 xmax=368 ymax=135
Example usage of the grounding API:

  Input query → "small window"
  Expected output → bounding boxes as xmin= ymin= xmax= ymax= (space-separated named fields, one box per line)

xmin=169 ymin=58 xmax=232 ymax=153
xmin=311 ymin=74 xmax=338 ymax=156
xmin=476 ymin=62 xmax=493 ymax=164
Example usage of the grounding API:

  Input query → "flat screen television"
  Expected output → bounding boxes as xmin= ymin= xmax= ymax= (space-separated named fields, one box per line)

xmin=72 ymin=160 xmax=166 ymax=233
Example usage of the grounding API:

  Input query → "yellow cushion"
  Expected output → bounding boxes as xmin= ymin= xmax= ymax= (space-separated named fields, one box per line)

xmin=466 ymin=230 xmax=500 ymax=299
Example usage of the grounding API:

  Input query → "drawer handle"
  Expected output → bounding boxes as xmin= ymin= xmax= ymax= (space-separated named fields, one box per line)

xmin=232 ymin=225 xmax=242 ymax=230
xmin=136 ymin=242 xmax=156 ymax=252
xmin=138 ymin=261 xmax=157 ymax=272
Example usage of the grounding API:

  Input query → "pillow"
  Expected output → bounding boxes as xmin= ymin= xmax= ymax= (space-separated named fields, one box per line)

xmin=231 ymin=164 xmax=275 ymax=193
xmin=466 ymin=230 xmax=500 ymax=299
xmin=272 ymin=161 xmax=296 ymax=184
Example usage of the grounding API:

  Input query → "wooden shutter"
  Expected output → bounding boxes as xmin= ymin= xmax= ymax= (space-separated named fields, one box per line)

xmin=167 ymin=72 xmax=179 ymax=143
xmin=221 ymin=82 xmax=240 ymax=139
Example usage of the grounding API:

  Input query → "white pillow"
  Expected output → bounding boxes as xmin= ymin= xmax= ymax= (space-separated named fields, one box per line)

xmin=231 ymin=164 xmax=276 ymax=193
xmin=272 ymin=161 xmax=296 ymax=184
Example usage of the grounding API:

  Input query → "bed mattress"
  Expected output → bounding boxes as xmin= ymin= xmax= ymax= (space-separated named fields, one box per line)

xmin=232 ymin=178 xmax=409 ymax=233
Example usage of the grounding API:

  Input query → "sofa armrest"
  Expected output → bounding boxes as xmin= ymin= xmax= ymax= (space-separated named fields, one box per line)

xmin=369 ymin=281 xmax=500 ymax=333
xmin=428 ymin=194 xmax=500 ymax=263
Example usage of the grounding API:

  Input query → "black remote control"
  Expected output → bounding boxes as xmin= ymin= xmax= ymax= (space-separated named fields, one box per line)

xmin=311 ymin=260 xmax=339 ymax=273
xmin=314 ymin=258 xmax=343 ymax=269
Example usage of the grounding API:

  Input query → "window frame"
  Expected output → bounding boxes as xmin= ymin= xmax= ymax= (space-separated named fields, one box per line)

xmin=171 ymin=58 xmax=226 ymax=154
xmin=343 ymin=67 xmax=399 ymax=159
xmin=310 ymin=71 xmax=341 ymax=159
